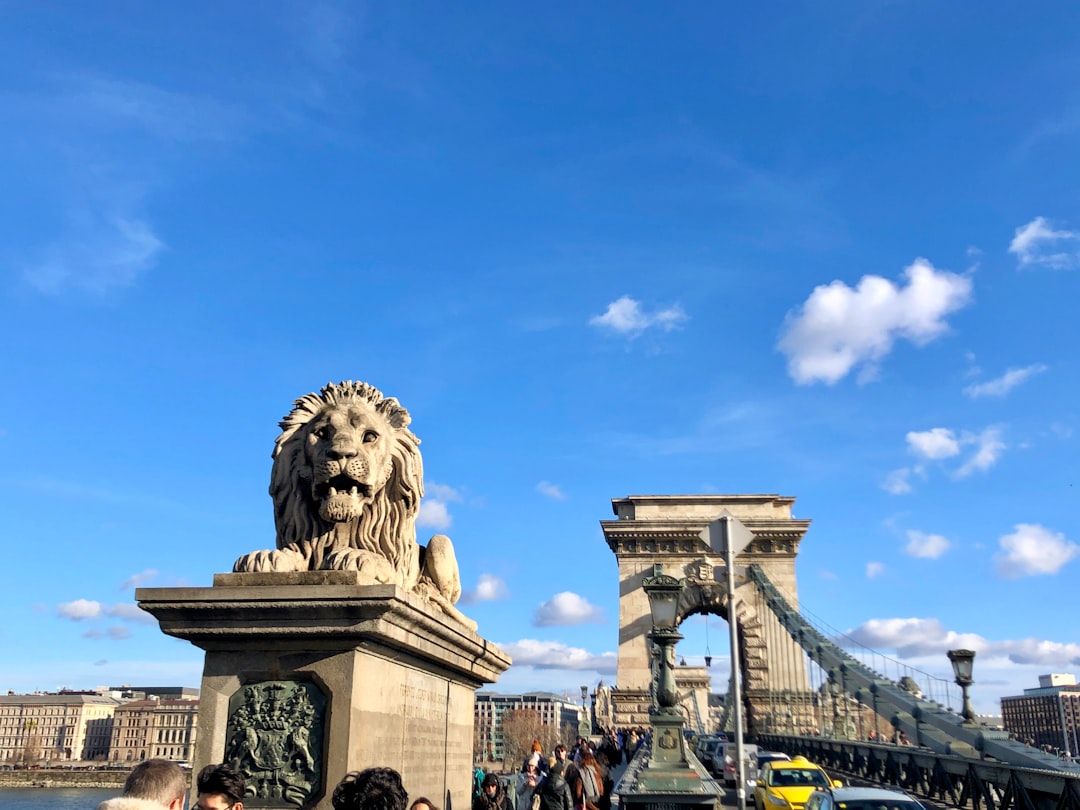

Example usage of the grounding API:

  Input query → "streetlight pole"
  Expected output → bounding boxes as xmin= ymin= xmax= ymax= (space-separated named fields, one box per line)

xmin=947 ymin=649 xmax=977 ymax=725
xmin=639 ymin=566 xmax=701 ymax=792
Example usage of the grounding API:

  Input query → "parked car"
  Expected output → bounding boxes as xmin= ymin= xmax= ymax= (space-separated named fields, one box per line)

xmin=805 ymin=786 xmax=927 ymax=810
xmin=752 ymin=755 xmax=840 ymax=810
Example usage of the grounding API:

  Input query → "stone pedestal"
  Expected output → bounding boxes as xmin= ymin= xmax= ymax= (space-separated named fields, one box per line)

xmin=137 ymin=572 xmax=511 ymax=810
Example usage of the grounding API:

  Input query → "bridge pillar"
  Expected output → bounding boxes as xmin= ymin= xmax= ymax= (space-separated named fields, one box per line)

xmin=601 ymin=495 xmax=813 ymax=734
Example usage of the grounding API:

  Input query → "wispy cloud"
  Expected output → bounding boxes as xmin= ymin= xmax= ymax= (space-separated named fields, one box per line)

xmin=417 ymin=481 xmax=462 ymax=530
xmin=23 ymin=214 xmax=164 ymax=295
xmin=84 ymin=626 xmax=132 ymax=641
xmin=866 ymin=562 xmax=885 ymax=579
xmin=904 ymin=530 xmax=950 ymax=559
xmin=459 ymin=574 xmax=509 ymax=605
xmin=778 ymin=259 xmax=972 ymax=385
xmin=963 ymin=364 xmax=1047 ymax=399
xmin=536 ymin=481 xmax=565 ymax=500
xmin=903 ymin=426 xmax=1005 ymax=482
xmin=995 ymin=523 xmax=1079 ymax=578
xmin=57 ymin=600 xmax=155 ymax=624
xmin=120 ymin=570 xmax=159 ymax=590
xmin=533 ymin=592 xmax=605 ymax=626
xmin=1009 ymin=217 xmax=1080 ymax=270
xmin=590 ymin=295 xmax=688 ymax=337
xmin=498 ymin=639 xmax=617 ymax=673
xmin=954 ymin=427 xmax=1005 ymax=478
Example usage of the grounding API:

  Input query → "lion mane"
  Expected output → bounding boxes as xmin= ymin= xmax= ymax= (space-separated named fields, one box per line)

xmin=268 ymin=380 xmax=422 ymax=587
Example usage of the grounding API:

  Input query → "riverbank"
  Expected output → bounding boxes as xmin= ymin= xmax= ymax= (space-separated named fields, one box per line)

xmin=0 ymin=769 xmax=127 ymax=789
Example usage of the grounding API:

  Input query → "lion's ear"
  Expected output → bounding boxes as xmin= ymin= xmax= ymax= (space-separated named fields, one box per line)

xmin=377 ymin=397 xmax=412 ymax=431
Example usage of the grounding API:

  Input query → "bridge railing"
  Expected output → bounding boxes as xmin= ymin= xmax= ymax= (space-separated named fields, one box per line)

xmin=758 ymin=733 xmax=1080 ymax=810
xmin=748 ymin=565 xmax=1080 ymax=774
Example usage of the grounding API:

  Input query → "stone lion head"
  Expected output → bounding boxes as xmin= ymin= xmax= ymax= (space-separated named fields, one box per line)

xmin=269 ymin=380 xmax=422 ymax=586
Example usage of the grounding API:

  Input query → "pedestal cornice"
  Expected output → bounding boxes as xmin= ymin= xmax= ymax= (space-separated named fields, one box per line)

xmin=136 ymin=572 xmax=511 ymax=686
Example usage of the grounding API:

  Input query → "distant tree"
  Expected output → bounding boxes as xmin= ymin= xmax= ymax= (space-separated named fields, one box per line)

xmin=500 ymin=709 xmax=543 ymax=770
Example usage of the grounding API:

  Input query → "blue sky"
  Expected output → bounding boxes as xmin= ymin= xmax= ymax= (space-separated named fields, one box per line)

xmin=1 ymin=2 xmax=1078 ymax=716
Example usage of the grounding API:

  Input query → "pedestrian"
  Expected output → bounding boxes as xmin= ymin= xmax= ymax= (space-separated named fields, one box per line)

xmin=474 ymin=772 xmax=513 ymax=810
xmin=97 ymin=758 xmax=187 ymax=810
xmin=194 ymin=763 xmax=246 ymax=810
xmin=537 ymin=761 xmax=574 ymax=810
xmin=332 ymin=767 xmax=409 ymax=810
xmin=516 ymin=753 xmax=544 ymax=810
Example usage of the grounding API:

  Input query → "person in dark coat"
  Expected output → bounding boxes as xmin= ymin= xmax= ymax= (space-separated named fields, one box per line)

xmin=474 ymin=773 xmax=513 ymax=810
xmin=538 ymin=762 xmax=574 ymax=810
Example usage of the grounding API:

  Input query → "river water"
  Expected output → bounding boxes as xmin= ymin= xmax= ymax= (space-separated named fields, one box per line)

xmin=0 ymin=787 xmax=118 ymax=808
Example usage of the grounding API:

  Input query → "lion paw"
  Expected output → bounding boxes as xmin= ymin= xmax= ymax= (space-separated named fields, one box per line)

xmin=322 ymin=548 xmax=396 ymax=584
xmin=233 ymin=546 xmax=308 ymax=573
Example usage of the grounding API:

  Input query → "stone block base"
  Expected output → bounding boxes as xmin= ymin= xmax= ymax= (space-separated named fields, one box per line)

xmin=137 ymin=572 xmax=510 ymax=810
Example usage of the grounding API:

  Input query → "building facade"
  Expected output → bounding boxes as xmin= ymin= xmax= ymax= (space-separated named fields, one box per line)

xmin=0 ymin=692 xmax=121 ymax=763
xmin=475 ymin=692 xmax=582 ymax=762
xmin=109 ymin=698 xmax=200 ymax=764
xmin=1001 ymin=674 xmax=1080 ymax=756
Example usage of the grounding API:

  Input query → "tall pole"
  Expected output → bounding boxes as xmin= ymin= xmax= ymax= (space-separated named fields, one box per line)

xmin=724 ymin=516 xmax=747 ymax=810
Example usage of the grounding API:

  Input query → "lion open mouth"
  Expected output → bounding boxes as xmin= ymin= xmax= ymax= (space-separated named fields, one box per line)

xmin=313 ymin=474 xmax=372 ymax=523
xmin=313 ymin=474 xmax=372 ymax=501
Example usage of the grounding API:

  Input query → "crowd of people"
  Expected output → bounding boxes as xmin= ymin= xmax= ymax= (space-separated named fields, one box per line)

xmin=96 ymin=730 xmax=652 ymax=810
xmin=95 ymin=759 xmax=445 ymax=810
xmin=474 ymin=730 xmax=649 ymax=810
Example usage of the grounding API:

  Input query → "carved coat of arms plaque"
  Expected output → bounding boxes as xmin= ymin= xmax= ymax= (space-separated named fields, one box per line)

xmin=225 ymin=680 xmax=326 ymax=807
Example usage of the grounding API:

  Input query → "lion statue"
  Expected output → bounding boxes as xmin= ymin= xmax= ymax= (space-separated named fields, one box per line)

xmin=233 ymin=380 xmax=475 ymax=630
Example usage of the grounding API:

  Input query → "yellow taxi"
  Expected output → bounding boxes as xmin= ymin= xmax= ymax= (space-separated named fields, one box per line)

xmin=752 ymin=756 xmax=841 ymax=810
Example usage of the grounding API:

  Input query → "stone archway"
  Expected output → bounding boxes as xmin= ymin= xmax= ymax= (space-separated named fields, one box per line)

xmin=600 ymin=494 xmax=812 ymax=734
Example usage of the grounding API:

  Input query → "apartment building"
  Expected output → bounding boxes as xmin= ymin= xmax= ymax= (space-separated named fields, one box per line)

xmin=0 ymin=692 xmax=121 ymax=763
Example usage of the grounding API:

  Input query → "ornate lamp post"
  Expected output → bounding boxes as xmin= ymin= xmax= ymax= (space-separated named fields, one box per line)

xmin=638 ymin=565 xmax=701 ymax=792
xmin=948 ymin=649 xmax=977 ymax=724
xmin=580 ymin=685 xmax=592 ymax=737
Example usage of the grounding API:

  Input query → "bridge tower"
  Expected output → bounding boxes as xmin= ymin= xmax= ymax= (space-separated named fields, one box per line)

xmin=601 ymin=494 xmax=812 ymax=734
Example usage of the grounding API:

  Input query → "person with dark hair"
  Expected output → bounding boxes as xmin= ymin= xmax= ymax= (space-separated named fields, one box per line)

xmin=195 ymin=763 xmax=246 ymax=810
xmin=474 ymin=772 xmax=512 ymax=810
xmin=332 ymin=767 xmax=409 ymax=810
xmin=537 ymin=761 xmax=574 ymax=810
xmin=409 ymin=797 xmax=439 ymax=810
xmin=97 ymin=758 xmax=188 ymax=810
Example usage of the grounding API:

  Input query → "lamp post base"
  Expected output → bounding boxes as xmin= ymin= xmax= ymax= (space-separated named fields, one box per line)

xmin=639 ymin=712 xmax=702 ymax=792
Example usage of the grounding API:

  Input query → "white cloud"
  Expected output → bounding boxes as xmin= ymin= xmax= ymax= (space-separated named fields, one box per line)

xmin=963 ymin=364 xmax=1047 ymax=399
xmin=106 ymin=603 xmax=155 ymax=624
xmin=1009 ymin=216 xmax=1080 ymax=270
xmin=844 ymin=617 xmax=1080 ymax=669
xmin=120 ymin=569 xmax=159 ymax=590
xmin=866 ymin=562 xmax=885 ymax=579
xmin=57 ymin=599 xmax=102 ymax=620
xmin=995 ymin=523 xmax=1080 ymax=578
xmin=24 ymin=215 xmax=164 ymax=295
xmin=907 ymin=428 xmax=961 ymax=460
xmin=459 ymin=574 xmax=510 ymax=605
xmin=903 ymin=426 xmax=1005 ymax=479
xmin=954 ymin=427 xmax=1005 ymax=478
xmin=882 ymin=468 xmax=913 ymax=495
xmin=498 ymin=639 xmax=618 ymax=673
xmin=417 ymin=481 xmax=462 ymax=530
xmin=58 ymin=599 xmax=156 ymax=624
xmin=778 ymin=258 xmax=973 ymax=384
xmin=533 ymin=592 xmax=605 ymax=626
xmin=589 ymin=295 xmax=688 ymax=337
xmin=536 ymin=481 xmax=565 ymax=500
xmin=904 ymin=530 xmax=950 ymax=559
